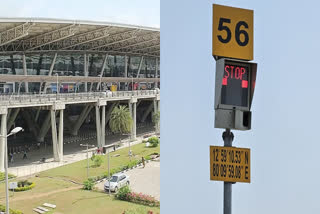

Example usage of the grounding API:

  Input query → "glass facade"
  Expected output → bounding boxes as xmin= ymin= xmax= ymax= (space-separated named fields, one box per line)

xmin=0 ymin=53 xmax=160 ymax=93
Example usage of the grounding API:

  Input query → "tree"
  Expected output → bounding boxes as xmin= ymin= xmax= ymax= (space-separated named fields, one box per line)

xmin=152 ymin=111 xmax=160 ymax=134
xmin=109 ymin=105 xmax=133 ymax=135
xmin=109 ymin=105 xmax=133 ymax=160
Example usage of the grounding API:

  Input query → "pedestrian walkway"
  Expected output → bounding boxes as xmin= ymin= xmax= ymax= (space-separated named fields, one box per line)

xmin=8 ymin=127 xmax=156 ymax=177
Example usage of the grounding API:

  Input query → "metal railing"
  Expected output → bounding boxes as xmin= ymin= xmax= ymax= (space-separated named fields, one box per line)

xmin=0 ymin=90 xmax=159 ymax=106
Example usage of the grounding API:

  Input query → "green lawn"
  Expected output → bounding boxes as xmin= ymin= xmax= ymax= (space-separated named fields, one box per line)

xmin=0 ymin=142 xmax=160 ymax=214
xmin=0 ymin=177 xmax=77 ymax=201
xmin=9 ymin=189 xmax=160 ymax=214
xmin=39 ymin=143 xmax=160 ymax=183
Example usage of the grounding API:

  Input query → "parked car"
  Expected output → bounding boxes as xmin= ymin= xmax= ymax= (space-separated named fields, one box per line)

xmin=104 ymin=173 xmax=130 ymax=192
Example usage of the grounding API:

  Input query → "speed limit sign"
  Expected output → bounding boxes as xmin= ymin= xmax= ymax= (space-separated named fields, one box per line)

xmin=212 ymin=4 xmax=253 ymax=61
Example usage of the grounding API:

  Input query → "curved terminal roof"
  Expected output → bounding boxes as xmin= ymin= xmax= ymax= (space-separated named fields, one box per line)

xmin=0 ymin=18 xmax=160 ymax=57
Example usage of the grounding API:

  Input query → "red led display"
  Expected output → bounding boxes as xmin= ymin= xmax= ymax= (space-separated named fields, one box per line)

xmin=223 ymin=65 xmax=247 ymax=83
xmin=242 ymin=80 xmax=248 ymax=88
xmin=221 ymin=64 xmax=249 ymax=107
xmin=222 ymin=77 xmax=227 ymax=85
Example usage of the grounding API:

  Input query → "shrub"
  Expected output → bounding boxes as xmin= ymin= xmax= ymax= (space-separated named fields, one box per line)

xmin=122 ymin=207 xmax=153 ymax=214
xmin=14 ymin=182 xmax=35 ymax=192
xmin=0 ymin=172 xmax=16 ymax=182
xmin=0 ymin=204 xmax=23 ymax=214
xmin=148 ymin=137 xmax=159 ymax=147
xmin=127 ymin=192 xmax=160 ymax=207
xmin=115 ymin=185 xmax=131 ymax=200
xmin=92 ymin=155 xmax=103 ymax=167
xmin=83 ymin=178 xmax=95 ymax=190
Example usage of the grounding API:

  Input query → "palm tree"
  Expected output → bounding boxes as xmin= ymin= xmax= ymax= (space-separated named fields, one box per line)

xmin=109 ymin=105 xmax=133 ymax=159
xmin=109 ymin=105 xmax=133 ymax=134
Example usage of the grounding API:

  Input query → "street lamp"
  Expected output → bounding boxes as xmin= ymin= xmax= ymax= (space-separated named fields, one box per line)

xmin=80 ymin=143 xmax=95 ymax=178
xmin=0 ymin=126 xmax=23 ymax=214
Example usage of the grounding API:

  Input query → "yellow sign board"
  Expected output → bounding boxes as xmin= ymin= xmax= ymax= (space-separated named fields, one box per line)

xmin=212 ymin=4 xmax=253 ymax=60
xmin=210 ymin=146 xmax=250 ymax=183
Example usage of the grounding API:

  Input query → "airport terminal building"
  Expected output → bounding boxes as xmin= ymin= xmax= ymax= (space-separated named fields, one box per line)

xmin=0 ymin=18 xmax=160 ymax=172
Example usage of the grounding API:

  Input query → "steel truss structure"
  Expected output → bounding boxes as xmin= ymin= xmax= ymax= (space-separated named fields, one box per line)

xmin=0 ymin=18 xmax=160 ymax=57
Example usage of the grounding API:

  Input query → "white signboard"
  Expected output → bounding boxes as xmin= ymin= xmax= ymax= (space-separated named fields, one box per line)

xmin=9 ymin=182 xmax=18 ymax=189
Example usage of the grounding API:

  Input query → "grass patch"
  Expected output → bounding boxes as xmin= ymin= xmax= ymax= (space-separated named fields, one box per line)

xmin=0 ymin=177 xmax=78 ymax=201
xmin=0 ymin=172 xmax=16 ymax=182
xmin=9 ymin=189 xmax=160 ymax=214
xmin=39 ymin=143 xmax=160 ymax=183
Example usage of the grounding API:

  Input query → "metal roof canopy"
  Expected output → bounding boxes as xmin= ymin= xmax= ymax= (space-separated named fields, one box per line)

xmin=0 ymin=18 xmax=160 ymax=57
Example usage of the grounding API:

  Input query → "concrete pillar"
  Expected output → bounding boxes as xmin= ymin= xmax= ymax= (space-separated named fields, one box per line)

xmin=153 ymin=99 xmax=157 ymax=114
xmin=58 ymin=110 xmax=64 ymax=162
xmin=95 ymin=105 xmax=101 ymax=147
xmin=22 ymin=54 xmax=29 ymax=93
xmin=51 ymin=102 xmax=65 ymax=162
xmin=37 ymin=111 xmax=51 ymax=142
xmin=141 ymin=102 xmax=154 ymax=123
xmin=7 ymin=108 xmax=20 ymax=132
xmin=71 ymin=105 xmax=93 ymax=136
xmin=50 ymin=110 xmax=59 ymax=161
xmin=0 ymin=112 xmax=7 ymax=172
xmin=21 ymin=110 xmax=39 ymax=138
xmin=84 ymin=53 xmax=88 ymax=92
xmin=43 ymin=53 xmax=57 ymax=93
xmin=34 ymin=108 xmax=40 ymax=123
xmin=6 ymin=109 xmax=11 ymax=122
xmin=101 ymin=105 xmax=106 ymax=147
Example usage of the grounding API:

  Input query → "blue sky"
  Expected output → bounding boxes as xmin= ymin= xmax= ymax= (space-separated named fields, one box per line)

xmin=161 ymin=0 xmax=320 ymax=213
xmin=0 ymin=0 xmax=159 ymax=27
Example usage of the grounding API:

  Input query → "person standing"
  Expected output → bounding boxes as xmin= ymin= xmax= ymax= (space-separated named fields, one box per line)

xmin=23 ymin=150 xmax=27 ymax=159
xmin=9 ymin=153 xmax=13 ymax=163
xmin=142 ymin=157 xmax=145 ymax=168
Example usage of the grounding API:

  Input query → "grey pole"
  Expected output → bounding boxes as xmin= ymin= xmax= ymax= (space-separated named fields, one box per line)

xmin=5 ymin=135 xmax=9 ymax=214
xmin=223 ymin=129 xmax=234 ymax=214
xmin=86 ymin=145 xmax=89 ymax=178
xmin=108 ymin=149 xmax=110 ymax=194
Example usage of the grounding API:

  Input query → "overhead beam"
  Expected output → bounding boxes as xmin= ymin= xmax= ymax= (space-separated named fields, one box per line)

xmin=88 ymin=29 xmax=141 ymax=50
xmin=127 ymin=44 xmax=160 ymax=53
xmin=23 ymin=24 xmax=78 ymax=51
xmin=0 ymin=22 xmax=34 ymax=46
xmin=112 ymin=37 xmax=159 ymax=52
xmin=52 ymin=26 xmax=112 ymax=49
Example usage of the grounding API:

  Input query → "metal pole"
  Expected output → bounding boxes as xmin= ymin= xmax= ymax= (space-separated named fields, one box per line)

xmin=108 ymin=149 xmax=110 ymax=194
xmin=86 ymin=145 xmax=89 ymax=178
xmin=223 ymin=129 xmax=234 ymax=214
xmin=5 ymin=134 xmax=9 ymax=214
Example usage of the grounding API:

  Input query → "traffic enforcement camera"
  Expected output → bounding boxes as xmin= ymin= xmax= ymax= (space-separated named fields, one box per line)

xmin=214 ymin=58 xmax=257 ymax=130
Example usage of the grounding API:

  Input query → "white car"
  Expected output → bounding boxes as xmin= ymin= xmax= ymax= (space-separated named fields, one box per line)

xmin=104 ymin=173 xmax=130 ymax=192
